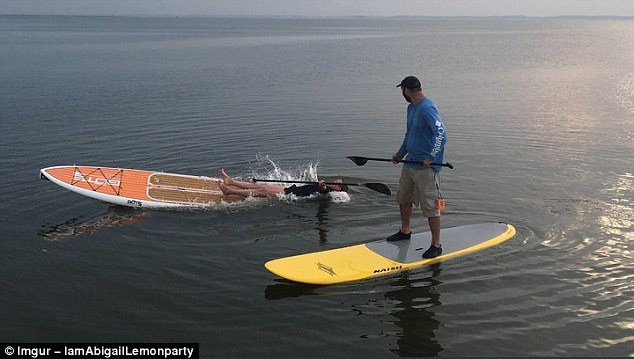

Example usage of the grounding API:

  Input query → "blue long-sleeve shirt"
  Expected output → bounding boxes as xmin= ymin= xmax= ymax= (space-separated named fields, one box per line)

xmin=396 ymin=97 xmax=447 ymax=171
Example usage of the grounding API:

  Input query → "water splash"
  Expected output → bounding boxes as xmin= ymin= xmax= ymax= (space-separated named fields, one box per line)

xmin=225 ymin=154 xmax=350 ymax=204
xmin=250 ymin=153 xmax=320 ymax=183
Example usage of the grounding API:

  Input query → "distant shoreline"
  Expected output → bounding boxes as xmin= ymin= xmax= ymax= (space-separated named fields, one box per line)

xmin=1 ymin=13 xmax=633 ymax=21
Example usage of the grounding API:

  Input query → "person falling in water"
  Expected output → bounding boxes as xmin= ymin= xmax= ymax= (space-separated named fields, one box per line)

xmin=218 ymin=169 xmax=347 ymax=198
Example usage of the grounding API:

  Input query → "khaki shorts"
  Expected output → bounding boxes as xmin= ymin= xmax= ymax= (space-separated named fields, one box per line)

xmin=396 ymin=167 xmax=441 ymax=217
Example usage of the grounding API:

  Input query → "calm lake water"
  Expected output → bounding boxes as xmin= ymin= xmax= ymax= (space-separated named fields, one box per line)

xmin=1 ymin=15 xmax=633 ymax=357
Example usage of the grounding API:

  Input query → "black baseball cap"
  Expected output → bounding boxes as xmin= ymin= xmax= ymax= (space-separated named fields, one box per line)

xmin=396 ymin=76 xmax=422 ymax=89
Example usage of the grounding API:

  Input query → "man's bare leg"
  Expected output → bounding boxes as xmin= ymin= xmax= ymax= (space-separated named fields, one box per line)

xmin=400 ymin=203 xmax=413 ymax=234
xmin=428 ymin=216 xmax=441 ymax=247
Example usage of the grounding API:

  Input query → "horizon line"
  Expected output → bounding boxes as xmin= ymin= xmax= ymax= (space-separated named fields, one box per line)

xmin=2 ymin=13 xmax=634 ymax=20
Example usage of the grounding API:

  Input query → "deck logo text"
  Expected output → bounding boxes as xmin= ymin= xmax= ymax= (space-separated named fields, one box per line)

xmin=316 ymin=262 xmax=336 ymax=276
xmin=73 ymin=173 xmax=120 ymax=187
xmin=373 ymin=265 xmax=403 ymax=274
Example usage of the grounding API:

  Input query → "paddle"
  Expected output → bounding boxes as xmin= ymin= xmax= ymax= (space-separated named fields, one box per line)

xmin=252 ymin=178 xmax=391 ymax=195
xmin=347 ymin=156 xmax=454 ymax=169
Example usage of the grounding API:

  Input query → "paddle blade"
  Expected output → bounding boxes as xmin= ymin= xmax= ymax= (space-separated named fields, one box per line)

xmin=364 ymin=183 xmax=391 ymax=195
xmin=346 ymin=156 xmax=369 ymax=166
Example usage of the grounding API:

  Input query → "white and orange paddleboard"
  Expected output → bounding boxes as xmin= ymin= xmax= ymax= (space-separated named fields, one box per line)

xmin=40 ymin=165 xmax=244 ymax=209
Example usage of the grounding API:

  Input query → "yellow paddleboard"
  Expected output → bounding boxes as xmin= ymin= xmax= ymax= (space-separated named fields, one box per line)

xmin=265 ymin=222 xmax=516 ymax=285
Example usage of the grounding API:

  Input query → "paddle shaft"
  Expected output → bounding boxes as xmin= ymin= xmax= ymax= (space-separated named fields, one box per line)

xmin=253 ymin=179 xmax=361 ymax=186
xmin=367 ymin=157 xmax=450 ymax=167
xmin=252 ymin=178 xmax=391 ymax=195
xmin=349 ymin=156 xmax=453 ymax=169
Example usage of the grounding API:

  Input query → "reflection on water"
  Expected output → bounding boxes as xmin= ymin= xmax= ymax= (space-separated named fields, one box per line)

xmin=384 ymin=265 xmax=443 ymax=357
xmin=264 ymin=282 xmax=320 ymax=300
xmin=264 ymin=265 xmax=445 ymax=357
xmin=346 ymin=265 xmax=444 ymax=357
xmin=612 ymin=72 xmax=634 ymax=114
xmin=314 ymin=199 xmax=331 ymax=245
xmin=600 ymin=172 xmax=633 ymax=242
xmin=38 ymin=206 xmax=150 ymax=240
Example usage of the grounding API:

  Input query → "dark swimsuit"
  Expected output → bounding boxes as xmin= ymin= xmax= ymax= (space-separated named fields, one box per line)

xmin=283 ymin=184 xmax=329 ymax=197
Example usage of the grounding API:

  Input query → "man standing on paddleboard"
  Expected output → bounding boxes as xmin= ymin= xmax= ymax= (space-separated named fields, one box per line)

xmin=387 ymin=75 xmax=447 ymax=259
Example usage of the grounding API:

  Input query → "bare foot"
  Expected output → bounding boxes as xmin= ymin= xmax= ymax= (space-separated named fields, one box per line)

xmin=218 ymin=182 xmax=231 ymax=195
xmin=219 ymin=169 xmax=233 ymax=185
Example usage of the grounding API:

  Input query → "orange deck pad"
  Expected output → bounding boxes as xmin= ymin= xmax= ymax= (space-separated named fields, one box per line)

xmin=46 ymin=166 xmax=151 ymax=200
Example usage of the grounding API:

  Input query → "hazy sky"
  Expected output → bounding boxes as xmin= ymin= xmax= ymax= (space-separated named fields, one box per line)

xmin=1 ymin=0 xmax=634 ymax=17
